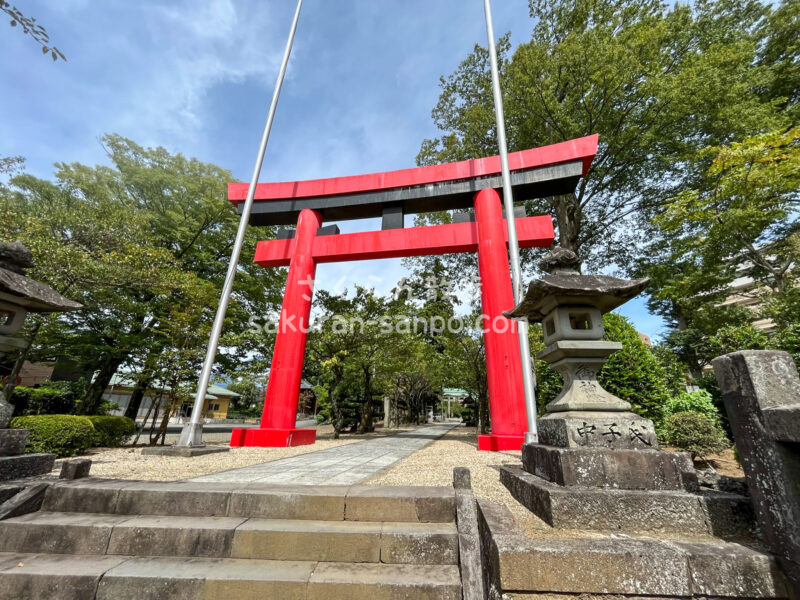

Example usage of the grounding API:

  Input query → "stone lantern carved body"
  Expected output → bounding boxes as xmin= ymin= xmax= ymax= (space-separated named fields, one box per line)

xmin=506 ymin=248 xmax=655 ymax=450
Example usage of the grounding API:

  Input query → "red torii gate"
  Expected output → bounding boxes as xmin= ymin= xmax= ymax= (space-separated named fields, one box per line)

xmin=229 ymin=135 xmax=598 ymax=451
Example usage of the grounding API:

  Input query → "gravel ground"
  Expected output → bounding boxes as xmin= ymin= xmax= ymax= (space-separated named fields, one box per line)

xmin=52 ymin=424 xmax=417 ymax=482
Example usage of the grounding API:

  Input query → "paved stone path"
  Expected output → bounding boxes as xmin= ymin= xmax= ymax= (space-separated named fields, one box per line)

xmin=190 ymin=423 xmax=457 ymax=485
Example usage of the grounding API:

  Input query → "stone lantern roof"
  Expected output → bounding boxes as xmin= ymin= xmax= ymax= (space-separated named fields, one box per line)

xmin=0 ymin=242 xmax=82 ymax=312
xmin=505 ymin=247 xmax=649 ymax=321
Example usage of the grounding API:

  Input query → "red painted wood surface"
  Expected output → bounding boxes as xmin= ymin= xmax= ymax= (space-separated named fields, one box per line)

xmin=473 ymin=188 xmax=527 ymax=451
xmin=254 ymin=215 xmax=554 ymax=268
xmin=229 ymin=135 xmax=598 ymax=203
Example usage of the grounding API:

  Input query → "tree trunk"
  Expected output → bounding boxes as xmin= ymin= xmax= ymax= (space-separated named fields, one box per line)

xmin=553 ymin=193 xmax=582 ymax=260
xmin=2 ymin=320 xmax=42 ymax=405
xmin=359 ymin=366 xmax=374 ymax=434
xmin=79 ymin=353 xmax=125 ymax=415
xmin=124 ymin=347 xmax=163 ymax=420
xmin=329 ymin=373 xmax=343 ymax=439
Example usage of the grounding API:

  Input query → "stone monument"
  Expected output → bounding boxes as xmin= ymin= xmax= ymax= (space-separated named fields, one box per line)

xmin=0 ymin=241 xmax=81 ymax=481
xmin=713 ymin=350 xmax=800 ymax=598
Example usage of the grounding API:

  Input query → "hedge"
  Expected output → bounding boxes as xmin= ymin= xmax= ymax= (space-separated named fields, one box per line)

xmin=664 ymin=411 xmax=729 ymax=460
xmin=9 ymin=414 xmax=95 ymax=457
xmin=87 ymin=416 xmax=136 ymax=447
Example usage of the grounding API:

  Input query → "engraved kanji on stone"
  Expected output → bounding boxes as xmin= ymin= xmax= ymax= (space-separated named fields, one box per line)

xmin=577 ymin=422 xmax=597 ymax=438
xmin=602 ymin=423 xmax=622 ymax=438
xmin=629 ymin=425 xmax=652 ymax=446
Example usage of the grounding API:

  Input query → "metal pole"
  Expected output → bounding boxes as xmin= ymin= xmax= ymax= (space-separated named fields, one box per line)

xmin=482 ymin=0 xmax=539 ymax=444
xmin=177 ymin=0 xmax=304 ymax=447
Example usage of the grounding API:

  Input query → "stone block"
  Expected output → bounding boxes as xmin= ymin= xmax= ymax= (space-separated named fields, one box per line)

xmin=675 ymin=540 xmax=789 ymax=598
xmin=0 ymin=511 xmax=129 ymax=554
xmin=700 ymin=489 xmax=756 ymax=539
xmin=106 ymin=515 xmax=246 ymax=558
xmin=114 ymin=481 xmax=231 ymax=516
xmin=42 ymin=479 xmax=127 ymax=513
xmin=501 ymin=465 xmax=708 ymax=534
xmin=0 ymin=452 xmax=55 ymax=481
xmin=59 ymin=458 xmax=91 ymax=480
xmin=380 ymin=522 xmax=458 ymax=564
xmin=345 ymin=486 xmax=455 ymax=522
xmin=453 ymin=466 xmax=471 ymax=489
xmin=0 ymin=553 xmax=128 ymax=600
xmin=0 ymin=482 xmax=48 ymax=520
xmin=140 ymin=445 xmax=229 ymax=457
xmin=230 ymin=518 xmax=382 ymax=562
xmin=307 ymin=562 xmax=461 ymax=600
xmin=538 ymin=411 xmax=658 ymax=449
xmin=228 ymin=484 xmax=348 ymax=520
xmin=713 ymin=350 xmax=800 ymax=595
xmin=96 ymin=556 xmax=314 ymax=600
xmin=522 ymin=444 xmax=697 ymax=491
xmin=0 ymin=429 xmax=28 ymax=456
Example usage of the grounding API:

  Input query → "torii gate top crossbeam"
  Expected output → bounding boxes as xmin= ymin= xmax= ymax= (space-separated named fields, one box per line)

xmin=229 ymin=135 xmax=598 ymax=226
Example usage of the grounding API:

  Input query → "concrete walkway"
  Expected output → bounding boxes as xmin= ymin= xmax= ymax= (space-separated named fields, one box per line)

xmin=190 ymin=423 xmax=457 ymax=485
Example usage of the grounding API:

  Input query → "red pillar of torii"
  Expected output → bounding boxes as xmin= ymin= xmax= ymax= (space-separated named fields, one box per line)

xmin=230 ymin=135 xmax=598 ymax=451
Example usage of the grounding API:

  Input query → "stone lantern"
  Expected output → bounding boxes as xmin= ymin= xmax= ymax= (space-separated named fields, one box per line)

xmin=0 ymin=241 xmax=82 ymax=480
xmin=507 ymin=247 xmax=655 ymax=449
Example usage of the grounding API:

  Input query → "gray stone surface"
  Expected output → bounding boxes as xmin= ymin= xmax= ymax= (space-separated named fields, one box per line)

xmin=0 ymin=553 xmax=129 ymax=600
xmin=0 ymin=428 xmax=28 ymax=456
xmin=228 ymin=484 xmax=349 ymax=520
xmin=191 ymin=423 xmax=456 ymax=485
xmin=0 ymin=452 xmax=55 ymax=481
xmin=114 ymin=480 xmax=232 ymax=516
xmin=231 ymin=518 xmax=383 ymax=562
xmin=522 ymin=443 xmax=697 ymax=491
xmin=42 ymin=478 xmax=127 ymax=513
xmin=140 ymin=445 xmax=230 ymax=457
xmin=713 ymin=350 xmax=800 ymax=596
xmin=0 ymin=401 xmax=14 ymax=430
xmin=453 ymin=466 xmax=471 ymax=489
xmin=476 ymin=499 xmax=786 ymax=599
xmin=306 ymin=561 xmax=461 ymax=600
xmin=537 ymin=410 xmax=658 ymax=450
xmin=59 ymin=458 xmax=91 ymax=479
xmin=500 ymin=464 xmax=752 ymax=537
xmin=0 ymin=482 xmax=48 ymax=521
xmin=0 ymin=511 xmax=129 ymax=554
xmin=453 ymin=470 xmax=486 ymax=600
xmin=107 ymin=514 xmax=246 ymax=557
xmin=96 ymin=555 xmax=315 ymax=600
xmin=345 ymin=485 xmax=455 ymax=523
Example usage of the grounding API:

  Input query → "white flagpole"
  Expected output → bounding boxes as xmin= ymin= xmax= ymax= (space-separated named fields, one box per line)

xmin=177 ymin=0 xmax=304 ymax=447
xmin=482 ymin=0 xmax=539 ymax=444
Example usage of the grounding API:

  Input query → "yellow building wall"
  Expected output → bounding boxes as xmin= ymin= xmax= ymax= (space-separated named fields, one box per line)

xmin=203 ymin=397 xmax=230 ymax=419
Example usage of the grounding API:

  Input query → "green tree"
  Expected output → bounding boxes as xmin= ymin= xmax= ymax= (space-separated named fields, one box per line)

xmin=417 ymin=0 xmax=782 ymax=272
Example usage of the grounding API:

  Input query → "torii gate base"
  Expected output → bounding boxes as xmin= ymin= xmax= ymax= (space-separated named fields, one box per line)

xmin=228 ymin=136 xmax=598 ymax=451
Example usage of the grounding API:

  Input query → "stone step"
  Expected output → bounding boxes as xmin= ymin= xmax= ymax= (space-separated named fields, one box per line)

xmin=0 ymin=511 xmax=459 ymax=564
xmin=41 ymin=479 xmax=455 ymax=523
xmin=501 ymin=464 xmax=753 ymax=538
xmin=0 ymin=553 xmax=462 ymax=600
xmin=478 ymin=500 xmax=790 ymax=599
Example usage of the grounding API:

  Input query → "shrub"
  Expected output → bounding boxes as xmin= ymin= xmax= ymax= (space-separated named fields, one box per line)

xmin=10 ymin=380 xmax=86 ymax=416
xmin=665 ymin=390 xmax=722 ymax=426
xmin=9 ymin=414 xmax=95 ymax=457
xmin=664 ymin=411 xmax=729 ymax=460
xmin=87 ymin=416 xmax=136 ymax=447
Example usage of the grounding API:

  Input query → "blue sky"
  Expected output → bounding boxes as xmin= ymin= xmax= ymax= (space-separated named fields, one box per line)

xmin=0 ymin=0 xmax=665 ymax=339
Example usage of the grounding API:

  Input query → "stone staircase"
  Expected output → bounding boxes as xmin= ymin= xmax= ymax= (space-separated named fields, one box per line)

xmin=0 ymin=479 xmax=463 ymax=599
